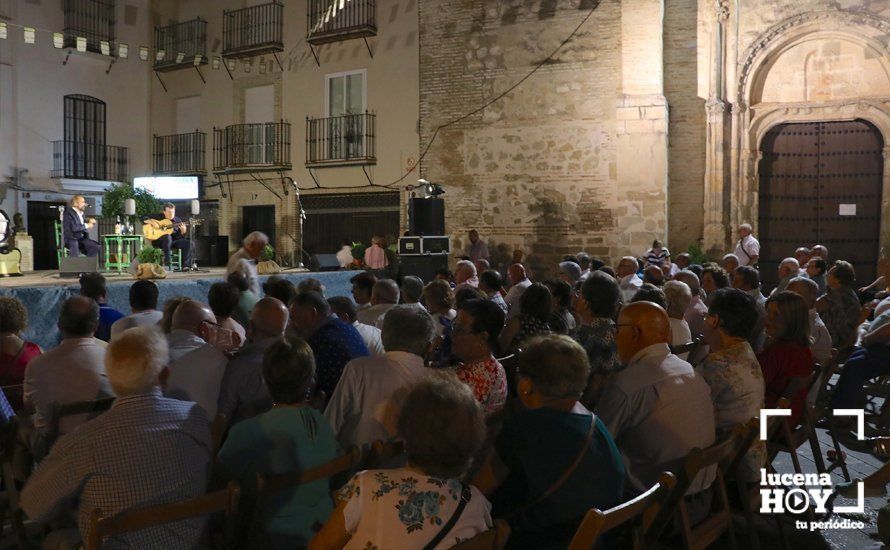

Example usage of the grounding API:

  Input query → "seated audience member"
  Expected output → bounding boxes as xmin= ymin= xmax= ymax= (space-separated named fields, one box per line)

xmin=435 ymin=267 xmax=455 ymax=285
xmin=543 ymin=278 xmax=577 ymax=335
xmin=701 ymin=264 xmax=729 ymax=306
xmin=616 ymin=256 xmax=643 ymax=303
xmin=79 ymin=273 xmax=125 ymax=342
xmin=675 ymin=252 xmax=692 ymax=271
xmin=0 ymin=297 xmax=41 ymax=409
xmin=311 ymin=376 xmax=491 ymax=550
xmin=363 ymin=235 xmax=388 ymax=269
xmin=325 ymin=306 xmax=435 ymax=450
xmin=759 ymin=291 xmax=814 ymax=426
xmin=24 ymin=297 xmax=113 ymax=445
xmin=164 ymin=300 xmax=228 ymax=418
xmin=110 ymin=280 xmax=163 ymax=340
xmin=674 ymin=270 xmax=708 ymax=350
xmin=858 ymin=259 xmax=890 ymax=301
xmin=830 ymin=305 xmax=890 ymax=409
xmin=806 ymin=257 xmax=829 ymax=296
xmin=453 ymin=299 xmax=508 ymax=413
xmin=644 ymin=239 xmax=670 ymax=267
xmin=595 ymin=302 xmax=716 ymax=493
xmin=794 ymin=247 xmax=812 ymax=275
xmin=642 ymin=265 xmax=665 ymax=287
xmin=811 ymin=244 xmax=829 ymax=261
xmin=297 ymin=278 xmax=326 ymax=297
xmin=589 ymin=257 xmax=606 ymax=272
xmin=721 ymin=254 xmax=740 ymax=281
xmin=21 ymin=326 xmax=211 ymax=547
xmin=356 ymin=280 xmax=400 ymax=329
xmin=663 ymin=280 xmax=693 ymax=359
xmin=349 ymin=272 xmax=377 ymax=313
xmin=574 ymin=272 xmax=622 ymax=408
xmin=226 ymin=231 xmax=267 ymax=296
xmin=816 ymin=260 xmax=862 ymax=349
xmin=217 ymin=298 xmax=289 ymax=427
xmin=399 ymin=276 xmax=426 ymax=309
xmin=290 ymin=292 xmax=368 ymax=399
xmin=159 ymin=296 xmax=189 ymax=334
xmin=787 ymin=277 xmax=833 ymax=366
xmin=772 ymin=257 xmax=800 ymax=296
xmin=475 ymin=258 xmax=491 ymax=277
xmin=688 ymin=263 xmax=704 ymax=280
xmin=505 ymin=264 xmax=532 ymax=318
xmin=500 ymin=283 xmax=552 ymax=356
xmin=208 ymin=282 xmax=247 ymax=346
xmin=219 ymin=336 xmax=339 ymax=548
xmin=558 ymin=261 xmax=582 ymax=289
xmin=475 ymin=335 xmax=625 ymax=547
xmin=423 ymin=280 xmax=457 ymax=338
xmin=455 ymin=287 xmax=487 ymax=309
xmin=631 ymin=283 xmax=666 ymax=308
xmin=455 ymin=260 xmax=480 ymax=290
xmin=328 ymin=297 xmax=384 ymax=356
xmin=699 ymin=288 xmax=765 ymax=482
xmin=576 ymin=253 xmax=592 ymax=282
xmin=263 ymin=276 xmax=298 ymax=306
xmin=337 ymin=239 xmax=354 ymax=269
xmin=479 ymin=270 xmax=509 ymax=314
xmin=228 ymin=270 xmax=260 ymax=328
xmin=731 ymin=265 xmax=767 ymax=352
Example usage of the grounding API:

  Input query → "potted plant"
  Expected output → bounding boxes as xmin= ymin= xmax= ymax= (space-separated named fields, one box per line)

xmin=134 ymin=246 xmax=166 ymax=279
xmin=257 ymin=244 xmax=281 ymax=275
xmin=350 ymin=241 xmax=366 ymax=268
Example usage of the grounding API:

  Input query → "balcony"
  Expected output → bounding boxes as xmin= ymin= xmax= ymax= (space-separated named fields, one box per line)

xmin=306 ymin=112 xmax=376 ymax=167
xmin=222 ymin=1 xmax=283 ymax=59
xmin=154 ymin=18 xmax=208 ymax=71
xmin=51 ymin=140 xmax=128 ymax=182
xmin=153 ymin=132 xmax=206 ymax=175
xmin=213 ymin=122 xmax=291 ymax=173
xmin=63 ymin=0 xmax=115 ymax=54
xmin=307 ymin=0 xmax=377 ymax=45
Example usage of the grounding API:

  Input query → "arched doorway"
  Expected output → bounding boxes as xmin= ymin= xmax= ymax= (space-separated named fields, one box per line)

xmin=757 ymin=119 xmax=884 ymax=290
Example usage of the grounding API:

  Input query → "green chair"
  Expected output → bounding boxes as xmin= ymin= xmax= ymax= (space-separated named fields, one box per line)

xmin=54 ymin=220 xmax=69 ymax=268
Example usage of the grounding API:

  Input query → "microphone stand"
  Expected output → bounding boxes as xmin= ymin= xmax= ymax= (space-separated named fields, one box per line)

xmin=282 ymin=177 xmax=307 ymax=270
xmin=186 ymin=214 xmax=210 ymax=273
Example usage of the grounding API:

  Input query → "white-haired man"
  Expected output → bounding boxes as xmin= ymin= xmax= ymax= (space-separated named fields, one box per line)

xmin=454 ymin=260 xmax=479 ymax=290
xmin=21 ymin=326 xmax=211 ymax=548
xmin=356 ymin=279 xmax=400 ymax=329
xmin=733 ymin=223 xmax=760 ymax=267
xmin=616 ymin=256 xmax=643 ymax=303
xmin=772 ymin=257 xmax=800 ymax=296
xmin=226 ymin=231 xmax=269 ymax=297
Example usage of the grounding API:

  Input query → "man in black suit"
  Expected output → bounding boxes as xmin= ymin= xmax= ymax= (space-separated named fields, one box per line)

xmin=62 ymin=195 xmax=100 ymax=257
xmin=143 ymin=202 xmax=194 ymax=270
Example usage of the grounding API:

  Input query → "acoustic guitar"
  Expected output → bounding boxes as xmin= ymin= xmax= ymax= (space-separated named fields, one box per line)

xmin=142 ymin=219 xmax=186 ymax=241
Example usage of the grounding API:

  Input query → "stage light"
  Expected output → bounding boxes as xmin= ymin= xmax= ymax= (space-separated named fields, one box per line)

xmin=190 ymin=200 xmax=200 ymax=216
xmin=243 ymin=60 xmax=251 ymax=73
xmin=226 ymin=59 xmax=236 ymax=72
xmin=0 ymin=23 xmax=7 ymax=40
xmin=118 ymin=43 xmax=128 ymax=58
xmin=175 ymin=51 xmax=185 ymax=64
xmin=139 ymin=46 xmax=149 ymax=61
xmin=211 ymin=56 xmax=220 ymax=69
xmin=23 ymin=27 xmax=35 ymax=44
xmin=76 ymin=36 xmax=87 ymax=52
xmin=53 ymin=33 xmax=64 ymax=48
xmin=193 ymin=54 xmax=202 ymax=66
xmin=123 ymin=199 xmax=136 ymax=216
xmin=156 ymin=49 xmax=165 ymax=62
xmin=100 ymin=40 xmax=110 ymax=56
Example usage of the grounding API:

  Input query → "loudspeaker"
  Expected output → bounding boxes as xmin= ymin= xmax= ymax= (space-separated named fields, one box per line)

xmin=311 ymin=254 xmax=341 ymax=272
xmin=400 ymin=254 xmax=449 ymax=283
xmin=409 ymin=198 xmax=445 ymax=236
xmin=60 ymin=256 xmax=99 ymax=278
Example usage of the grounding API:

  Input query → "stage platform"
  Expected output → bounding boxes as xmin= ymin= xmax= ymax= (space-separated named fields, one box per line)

xmin=0 ymin=268 xmax=357 ymax=350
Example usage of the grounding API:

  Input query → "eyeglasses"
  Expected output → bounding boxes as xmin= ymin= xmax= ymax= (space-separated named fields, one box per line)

xmin=201 ymin=320 xmax=222 ymax=329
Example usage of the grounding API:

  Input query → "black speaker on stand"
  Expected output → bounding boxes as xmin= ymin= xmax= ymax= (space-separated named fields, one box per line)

xmin=408 ymin=198 xmax=445 ymax=236
xmin=400 ymin=255 xmax=449 ymax=282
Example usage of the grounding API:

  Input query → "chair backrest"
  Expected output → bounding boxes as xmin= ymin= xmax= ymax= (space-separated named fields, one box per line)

xmin=568 ymin=472 xmax=677 ymax=550
xmin=719 ymin=418 xmax=759 ymax=477
xmin=668 ymin=335 xmax=703 ymax=357
xmin=255 ymin=445 xmax=361 ymax=497
xmin=86 ymin=481 xmax=241 ymax=550
xmin=1 ymin=384 xmax=23 ymax=411
xmin=46 ymin=396 xmax=116 ymax=448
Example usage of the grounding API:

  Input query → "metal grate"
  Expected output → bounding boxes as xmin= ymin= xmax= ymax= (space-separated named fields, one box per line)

xmin=222 ymin=1 xmax=283 ymax=59
xmin=153 ymin=132 xmax=206 ymax=175
xmin=306 ymin=112 xmax=376 ymax=167
xmin=213 ymin=122 xmax=291 ymax=172
xmin=154 ymin=18 xmax=208 ymax=71
xmin=63 ymin=0 xmax=115 ymax=54
xmin=51 ymin=141 xmax=128 ymax=182
xmin=307 ymin=0 xmax=377 ymax=45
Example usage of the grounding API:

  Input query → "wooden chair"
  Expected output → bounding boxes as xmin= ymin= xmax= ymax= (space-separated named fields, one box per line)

xmin=767 ymin=365 xmax=826 ymax=477
xmin=452 ymin=519 xmax=511 ymax=550
xmin=86 ymin=481 xmax=241 ymax=550
xmin=644 ymin=434 xmax=740 ymax=550
xmin=361 ymin=439 xmax=405 ymax=470
xmin=45 ymin=396 xmax=115 ymax=450
xmin=568 ymin=472 xmax=677 ymax=550
xmin=668 ymin=335 xmax=704 ymax=359
xmin=53 ymin=220 xmax=68 ymax=269
xmin=1 ymin=385 xmax=23 ymax=412
xmin=806 ymin=352 xmax=851 ymax=481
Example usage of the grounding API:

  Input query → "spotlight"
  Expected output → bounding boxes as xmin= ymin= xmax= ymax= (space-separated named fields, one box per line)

xmin=193 ymin=54 xmax=202 ymax=66
xmin=118 ymin=43 xmax=128 ymax=58
xmin=139 ymin=46 xmax=149 ymax=61
xmin=211 ymin=56 xmax=220 ymax=69
xmin=0 ymin=23 xmax=7 ymax=40
xmin=76 ymin=36 xmax=87 ymax=52
xmin=23 ymin=27 xmax=35 ymax=44
xmin=155 ymin=49 xmax=165 ymax=62
xmin=53 ymin=32 xmax=64 ymax=49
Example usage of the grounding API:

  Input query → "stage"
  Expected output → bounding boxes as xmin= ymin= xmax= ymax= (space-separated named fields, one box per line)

xmin=0 ymin=268 xmax=357 ymax=349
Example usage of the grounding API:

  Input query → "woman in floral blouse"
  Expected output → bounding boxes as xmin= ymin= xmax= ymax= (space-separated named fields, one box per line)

xmin=816 ymin=260 xmax=862 ymax=349
xmin=310 ymin=376 xmax=492 ymax=550
xmin=452 ymin=299 xmax=508 ymax=414
xmin=573 ymin=271 xmax=622 ymax=408
xmin=699 ymin=288 xmax=766 ymax=482
xmin=499 ymin=283 xmax=552 ymax=356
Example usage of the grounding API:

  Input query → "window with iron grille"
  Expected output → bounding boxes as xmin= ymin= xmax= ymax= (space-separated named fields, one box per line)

xmin=307 ymin=0 xmax=377 ymax=45
xmin=63 ymin=0 xmax=115 ymax=54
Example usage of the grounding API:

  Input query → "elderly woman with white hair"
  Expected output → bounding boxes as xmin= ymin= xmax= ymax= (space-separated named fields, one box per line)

xmin=226 ymin=230 xmax=269 ymax=296
xmin=663 ymin=280 xmax=693 ymax=359
xmin=454 ymin=260 xmax=479 ymax=290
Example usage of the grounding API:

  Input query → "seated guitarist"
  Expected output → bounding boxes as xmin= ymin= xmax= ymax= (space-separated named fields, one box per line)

xmin=142 ymin=203 xmax=194 ymax=270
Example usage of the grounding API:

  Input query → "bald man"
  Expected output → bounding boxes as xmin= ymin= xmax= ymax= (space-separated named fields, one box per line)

xmin=595 ymin=302 xmax=715 ymax=496
xmin=217 ymin=297 xmax=289 ymax=427
xmin=505 ymin=264 xmax=531 ymax=318
xmin=165 ymin=300 xmax=228 ymax=418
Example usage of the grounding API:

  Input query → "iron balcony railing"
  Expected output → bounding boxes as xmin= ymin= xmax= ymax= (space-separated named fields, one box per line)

xmin=222 ymin=1 xmax=283 ymax=58
xmin=63 ymin=0 xmax=116 ymax=54
xmin=51 ymin=140 xmax=128 ymax=182
xmin=213 ymin=122 xmax=292 ymax=172
xmin=154 ymin=18 xmax=208 ymax=71
xmin=306 ymin=112 xmax=376 ymax=166
xmin=307 ymin=0 xmax=377 ymax=45
xmin=153 ymin=132 xmax=206 ymax=175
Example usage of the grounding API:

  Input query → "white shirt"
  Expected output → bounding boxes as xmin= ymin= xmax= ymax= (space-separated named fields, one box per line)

xmin=810 ymin=310 xmax=833 ymax=366
xmin=219 ymin=317 xmax=247 ymax=347
xmin=669 ymin=318 xmax=692 ymax=361
xmin=619 ymin=273 xmax=643 ymax=303
xmin=226 ymin=248 xmax=261 ymax=296
xmin=165 ymin=330 xmax=229 ymax=419
xmin=336 ymin=245 xmax=354 ymax=268
xmin=356 ymin=304 xmax=397 ymax=329
xmin=734 ymin=235 xmax=760 ymax=266
xmin=352 ymin=321 xmax=385 ymax=356
xmin=24 ymin=338 xmax=114 ymax=434
xmin=110 ymin=310 xmax=163 ymax=340
xmin=505 ymin=278 xmax=532 ymax=318
xmin=324 ymin=351 xmax=429 ymax=452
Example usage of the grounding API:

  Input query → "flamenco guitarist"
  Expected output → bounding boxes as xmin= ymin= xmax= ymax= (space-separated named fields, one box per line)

xmin=142 ymin=202 xmax=194 ymax=270
xmin=62 ymin=195 xmax=99 ymax=258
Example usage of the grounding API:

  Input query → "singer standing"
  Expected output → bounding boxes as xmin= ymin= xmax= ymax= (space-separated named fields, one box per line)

xmin=62 ymin=195 xmax=100 ymax=257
